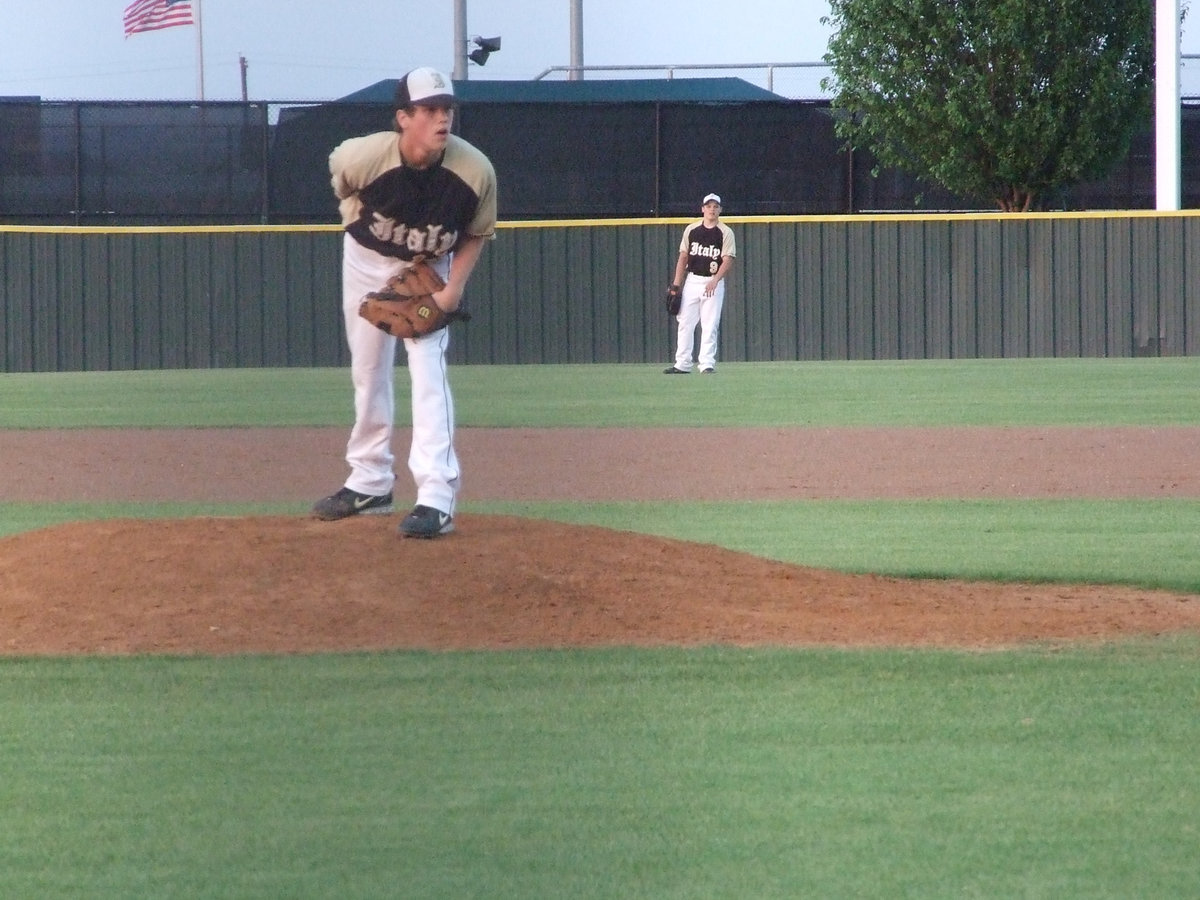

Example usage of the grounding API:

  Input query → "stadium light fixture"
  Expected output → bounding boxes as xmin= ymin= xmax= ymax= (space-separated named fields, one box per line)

xmin=469 ymin=35 xmax=501 ymax=66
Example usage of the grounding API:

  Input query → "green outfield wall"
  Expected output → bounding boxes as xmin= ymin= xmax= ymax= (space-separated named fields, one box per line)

xmin=2 ymin=212 xmax=1197 ymax=372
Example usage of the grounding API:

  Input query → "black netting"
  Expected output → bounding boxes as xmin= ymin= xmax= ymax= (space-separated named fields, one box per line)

xmin=3 ymin=98 xmax=1200 ymax=224
xmin=659 ymin=102 xmax=848 ymax=214
xmin=0 ymin=101 xmax=269 ymax=225
xmin=0 ymin=103 xmax=77 ymax=223
xmin=268 ymin=103 xmax=392 ymax=223
xmin=458 ymin=104 xmax=659 ymax=219
xmin=77 ymin=103 xmax=269 ymax=224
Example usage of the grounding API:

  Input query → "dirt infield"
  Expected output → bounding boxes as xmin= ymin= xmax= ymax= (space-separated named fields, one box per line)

xmin=2 ymin=426 xmax=1199 ymax=655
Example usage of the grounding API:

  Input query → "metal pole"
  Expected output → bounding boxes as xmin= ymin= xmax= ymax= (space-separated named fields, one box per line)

xmin=569 ymin=0 xmax=583 ymax=81
xmin=194 ymin=0 xmax=205 ymax=100
xmin=1155 ymin=0 xmax=1181 ymax=210
xmin=453 ymin=0 xmax=468 ymax=80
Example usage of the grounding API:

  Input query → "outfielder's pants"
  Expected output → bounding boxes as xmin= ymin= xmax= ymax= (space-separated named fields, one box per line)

xmin=340 ymin=235 xmax=460 ymax=515
xmin=673 ymin=273 xmax=725 ymax=371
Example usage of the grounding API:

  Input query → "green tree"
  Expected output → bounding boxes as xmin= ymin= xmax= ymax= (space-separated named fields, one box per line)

xmin=822 ymin=0 xmax=1153 ymax=211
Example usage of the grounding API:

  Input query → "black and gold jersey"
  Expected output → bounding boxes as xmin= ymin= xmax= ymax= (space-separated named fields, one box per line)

xmin=678 ymin=220 xmax=737 ymax=277
xmin=330 ymin=132 xmax=497 ymax=261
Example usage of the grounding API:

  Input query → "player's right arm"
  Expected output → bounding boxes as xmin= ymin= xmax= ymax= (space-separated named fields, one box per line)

xmin=672 ymin=249 xmax=688 ymax=286
xmin=673 ymin=224 xmax=693 ymax=285
xmin=328 ymin=133 xmax=400 ymax=223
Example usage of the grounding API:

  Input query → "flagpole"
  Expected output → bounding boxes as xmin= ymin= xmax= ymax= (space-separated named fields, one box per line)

xmin=195 ymin=0 xmax=206 ymax=100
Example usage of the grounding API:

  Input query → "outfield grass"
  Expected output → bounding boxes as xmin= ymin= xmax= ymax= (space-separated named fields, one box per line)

xmin=2 ymin=359 xmax=1199 ymax=898
xmin=3 ymin=642 xmax=1199 ymax=899
xmin=2 ymin=357 xmax=1197 ymax=428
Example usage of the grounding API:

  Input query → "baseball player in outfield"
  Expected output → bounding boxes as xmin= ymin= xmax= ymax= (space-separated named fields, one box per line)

xmin=664 ymin=193 xmax=736 ymax=374
xmin=312 ymin=66 xmax=497 ymax=538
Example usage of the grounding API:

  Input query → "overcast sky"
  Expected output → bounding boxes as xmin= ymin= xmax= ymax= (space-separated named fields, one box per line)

xmin=0 ymin=0 xmax=841 ymax=102
xmin=3 ymin=1 xmax=1199 ymax=104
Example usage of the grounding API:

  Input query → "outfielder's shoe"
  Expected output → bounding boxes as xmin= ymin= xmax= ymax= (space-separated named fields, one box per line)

xmin=663 ymin=366 xmax=690 ymax=374
xmin=398 ymin=504 xmax=455 ymax=539
xmin=700 ymin=367 xmax=715 ymax=374
xmin=312 ymin=487 xmax=393 ymax=521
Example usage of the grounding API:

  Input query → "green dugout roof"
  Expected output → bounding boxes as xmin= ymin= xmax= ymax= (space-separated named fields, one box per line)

xmin=338 ymin=76 xmax=785 ymax=104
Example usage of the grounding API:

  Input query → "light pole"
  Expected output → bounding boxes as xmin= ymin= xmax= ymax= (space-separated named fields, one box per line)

xmin=570 ymin=0 xmax=583 ymax=80
xmin=453 ymin=0 xmax=468 ymax=80
xmin=1155 ymin=0 xmax=1181 ymax=210
xmin=452 ymin=0 xmax=501 ymax=80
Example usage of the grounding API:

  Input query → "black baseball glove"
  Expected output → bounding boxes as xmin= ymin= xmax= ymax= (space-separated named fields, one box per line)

xmin=665 ymin=284 xmax=682 ymax=316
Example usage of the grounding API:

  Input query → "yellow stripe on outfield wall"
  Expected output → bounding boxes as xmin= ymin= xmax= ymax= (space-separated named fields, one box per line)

xmin=7 ymin=207 xmax=1200 ymax=236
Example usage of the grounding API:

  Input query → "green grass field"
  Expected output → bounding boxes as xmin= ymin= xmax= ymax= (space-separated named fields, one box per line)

xmin=2 ymin=359 xmax=1199 ymax=898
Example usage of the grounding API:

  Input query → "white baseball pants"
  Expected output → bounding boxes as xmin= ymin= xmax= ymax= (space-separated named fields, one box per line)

xmin=673 ymin=272 xmax=725 ymax=371
xmin=340 ymin=234 xmax=460 ymax=515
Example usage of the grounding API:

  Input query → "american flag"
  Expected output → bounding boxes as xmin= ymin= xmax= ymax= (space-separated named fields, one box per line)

xmin=123 ymin=0 xmax=194 ymax=36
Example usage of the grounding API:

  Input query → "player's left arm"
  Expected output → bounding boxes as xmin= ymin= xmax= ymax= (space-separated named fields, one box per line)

xmin=434 ymin=234 xmax=487 ymax=313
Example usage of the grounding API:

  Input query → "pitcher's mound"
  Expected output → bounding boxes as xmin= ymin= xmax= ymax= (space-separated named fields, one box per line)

xmin=3 ymin=514 xmax=1199 ymax=656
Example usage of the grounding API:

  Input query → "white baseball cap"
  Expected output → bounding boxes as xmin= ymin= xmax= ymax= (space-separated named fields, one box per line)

xmin=395 ymin=66 xmax=455 ymax=109
xmin=702 ymin=193 xmax=722 ymax=205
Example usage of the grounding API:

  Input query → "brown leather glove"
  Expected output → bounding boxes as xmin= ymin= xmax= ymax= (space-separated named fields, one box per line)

xmin=358 ymin=260 xmax=468 ymax=339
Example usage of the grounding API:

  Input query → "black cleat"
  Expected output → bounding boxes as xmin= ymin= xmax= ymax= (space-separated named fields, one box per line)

xmin=398 ymin=504 xmax=455 ymax=538
xmin=312 ymin=487 xmax=393 ymax=521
